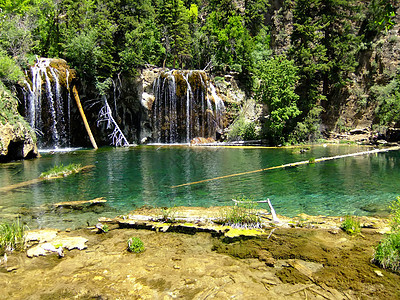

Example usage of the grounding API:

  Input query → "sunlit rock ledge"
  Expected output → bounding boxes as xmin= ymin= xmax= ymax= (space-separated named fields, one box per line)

xmin=96 ymin=206 xmax=391 ymax=240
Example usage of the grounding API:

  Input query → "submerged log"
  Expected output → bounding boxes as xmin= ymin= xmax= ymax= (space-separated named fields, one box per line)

xmin=0 ymin=165 xmax=95 ymax=193
xmin=53 ymin=197 xmax=107 ymax=209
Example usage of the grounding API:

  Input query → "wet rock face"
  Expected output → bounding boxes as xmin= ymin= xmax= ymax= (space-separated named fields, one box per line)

xmin=0 ymin=123 xmax=38 ymax=162
xmin=0 ymin=82 xmax=38 ymax=162
xmin=22 ymin=58 xmax=76 ymax=148
xmin=151 ymin=70 xmax=226 ymax=143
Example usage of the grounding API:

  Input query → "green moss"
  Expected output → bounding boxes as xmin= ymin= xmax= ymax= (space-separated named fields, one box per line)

xmin=224 ymin=228 xmax=263 ymax=238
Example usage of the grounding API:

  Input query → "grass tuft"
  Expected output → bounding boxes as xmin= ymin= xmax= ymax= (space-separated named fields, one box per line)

xmin=219 ymin=198 xmax=261 ymax=228
xmin=373 ymin=231 xmax=400 ymax=272
xmin=341 ymin=216 xmax=361 ymax=235
xmin=159 ymin=207 xmax=177 ymax=223
xmin=0 ymin=218 xmax=27 ymax=254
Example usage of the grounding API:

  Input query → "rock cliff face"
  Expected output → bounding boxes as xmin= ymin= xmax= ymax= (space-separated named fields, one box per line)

xmin=325 ymin=5 xmax=400 ymax=133
xmin=0 ymin=83 xmax=38 ymax=162
xmin=89 ymin=68 xmax=229 ymax=145
xmin=269 ymin=2 xmax=400 ymax=136
xmin=21 ymin=58 xmax=76 ymax=148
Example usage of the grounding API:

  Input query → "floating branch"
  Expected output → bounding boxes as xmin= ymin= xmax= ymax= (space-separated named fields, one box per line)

xmin=97 ymin=97 xmax=129 ymax=147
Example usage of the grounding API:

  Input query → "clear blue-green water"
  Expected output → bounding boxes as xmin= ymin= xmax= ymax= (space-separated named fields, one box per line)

xmin=1 ymin=144 xmax=400 ymax=229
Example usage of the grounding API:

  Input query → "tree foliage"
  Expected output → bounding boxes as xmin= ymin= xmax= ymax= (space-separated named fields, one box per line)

xmin=254 ymin=55 xmax=300 ymax=144
xmin=0 ymin=0 xmax=397 ymax=145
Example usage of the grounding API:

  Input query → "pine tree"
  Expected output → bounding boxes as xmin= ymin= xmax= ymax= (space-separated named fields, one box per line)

xmin=159 ymin=0 xmax=191 ymax=68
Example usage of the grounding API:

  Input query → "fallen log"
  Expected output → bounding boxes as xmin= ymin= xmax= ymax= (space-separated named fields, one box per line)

xmin=0 ymin=165 xmax=95 ymax=193
xmin=53 ymin=197 xmax=107 ymax=209
xmin=171 ymin=146 xmax=400 ymax=188
xmin=72 ymin=85 xmax=98 ymax=149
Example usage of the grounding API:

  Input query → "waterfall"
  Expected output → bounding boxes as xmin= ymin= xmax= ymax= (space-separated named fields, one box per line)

xmin=24 ymin=58 xmax=72 ymax=149
xmin=152 ymin=70 xmax=225 ymax=143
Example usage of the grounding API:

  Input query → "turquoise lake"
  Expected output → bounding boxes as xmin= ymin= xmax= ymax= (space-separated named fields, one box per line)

xmin=0 ymin=144 xmax=399 ymax=229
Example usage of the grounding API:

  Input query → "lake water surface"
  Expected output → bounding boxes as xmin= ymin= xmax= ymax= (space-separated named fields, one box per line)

xmin=1 ymin=144 xmax=399 ymax=229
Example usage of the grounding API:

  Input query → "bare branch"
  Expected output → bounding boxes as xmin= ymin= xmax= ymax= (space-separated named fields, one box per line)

xmin=97 ymin=97 xmax=129 ymax=147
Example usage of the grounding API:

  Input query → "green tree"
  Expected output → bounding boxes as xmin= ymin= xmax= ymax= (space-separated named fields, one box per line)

xmin=158 ymin=0 xmax=193 ymax=68
xmin=0 ymin=0 xmax=31 ymax=14
xmin=372 ymin=72 xmax=400 ymax=126
xmin=63 ymin=29 xmax=104 ymax=78
xmin=244 ymin=0 xmax=269 ymax=36
xmin=289 ymin=0 xmax=360 ymax=141
xmin=119 ymin=21 xmax=164 ymax=72
xmin=0 ymin=13 xmax=34 ymax=62
xmin=0 ymin=50 xmax=24 ymax=84
xmin=254 ymin=55 xmax=301 ymax=144
xmin=202 ymin=10 xmax=253 ymax=74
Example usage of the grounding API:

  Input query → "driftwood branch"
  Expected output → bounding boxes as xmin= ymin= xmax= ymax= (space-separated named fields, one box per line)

xmin=72 ymin=86 xmax=98 ymax=149
xmin=267 ymin=199 xmax=280 ymax=223
xmin=97 ymin=98 xmax=129 ymax=147
xmin=53 ymin=197 xmax=107 ymax=209
xmin=171 ymin=146 xmax=400 ymax=188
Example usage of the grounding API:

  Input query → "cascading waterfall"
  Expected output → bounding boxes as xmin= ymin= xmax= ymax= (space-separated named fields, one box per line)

xmin=23 ymin=58 xmax=72 ymax=148
xmin=152 ymin=70 xmax=225 ymax=143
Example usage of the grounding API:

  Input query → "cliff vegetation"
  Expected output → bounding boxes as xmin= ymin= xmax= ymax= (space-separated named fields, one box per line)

xmin=0 ymin=0 xmax=398 ymax=145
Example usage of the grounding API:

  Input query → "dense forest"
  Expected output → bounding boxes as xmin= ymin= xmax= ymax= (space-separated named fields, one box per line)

xmin=0 ymin=0 xmax=398 ymax=145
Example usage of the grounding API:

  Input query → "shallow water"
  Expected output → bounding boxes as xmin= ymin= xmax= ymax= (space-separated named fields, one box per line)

xmin=0 ymin=144 xmax=399 ymax=229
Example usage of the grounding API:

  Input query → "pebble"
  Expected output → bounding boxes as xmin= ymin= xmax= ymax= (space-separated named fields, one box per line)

xmin=7 ymin=266 xmax=17 ymax=272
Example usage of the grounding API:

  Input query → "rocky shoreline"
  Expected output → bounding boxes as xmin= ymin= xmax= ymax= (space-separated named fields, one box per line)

xmin=1 ymin=207 xmax=399 ymax=299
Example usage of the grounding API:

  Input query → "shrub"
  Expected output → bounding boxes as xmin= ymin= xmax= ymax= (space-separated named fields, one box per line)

xmin=373 ymin=197 xmax=400 ymax=272
xmin=127 ymin=237 xmax=145 ymax=253
xmin=341 ymin=216 xmax=361 ymax=235
xmin=0 ymin=50 xmax=24 ymax=83
xmin=0 ymin=218 xmax=26 ymax=254
xmin=227 ymin=116 xmax=258 ymax=141
xmin=373 ymin=231 xmax=400 ymax=272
